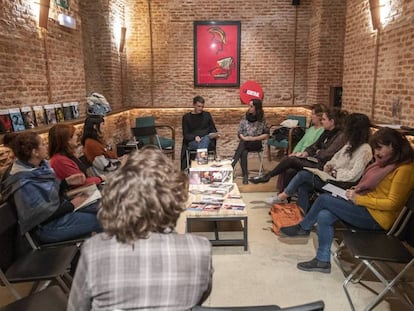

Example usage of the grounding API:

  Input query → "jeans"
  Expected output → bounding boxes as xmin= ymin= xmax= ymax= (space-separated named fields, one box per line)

xmin=283 ymin=170 xmax=325 ymax=213
xmin=36 ymin=202 xmax=103 ymax=243
xmin=188 ymin=135 xmax=211 ymax=150
xmin=300 ymin=194 xmax=382 ymax=262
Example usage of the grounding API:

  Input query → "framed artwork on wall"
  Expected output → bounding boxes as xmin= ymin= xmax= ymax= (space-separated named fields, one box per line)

xmin=194 ymin=21 xmax=241 ymax=87
xmin=55 ymin=0 xmax=69 ymax=10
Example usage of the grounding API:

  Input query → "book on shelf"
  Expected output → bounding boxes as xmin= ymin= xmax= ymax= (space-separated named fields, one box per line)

xmin=196 ymin=148 xmax=208 ymax=165
xmin=55 ymin=103 xmax=65 ymax=123
xmin=21 ymin=106 xmax=37 ymax=129
xmin=33 ymin=105 xmax=46 ymax=126
xmin=0 ymin=109 xmax=12 ymax=134
xmin=67 ymin=183 xmax=102 ymax=211
xmin=44 ymin=104 xmax=57 ymax=124
xmin=71 ymin=102 xmax=80 ymax=119
xmin=62 ymin=103 xmax=73 ymax=121
xmin=9 ymin=108 xmax=26 ymax=132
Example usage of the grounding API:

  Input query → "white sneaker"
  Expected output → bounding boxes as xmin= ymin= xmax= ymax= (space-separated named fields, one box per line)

xmin=264 ymin=193 xmax=287 ymax=205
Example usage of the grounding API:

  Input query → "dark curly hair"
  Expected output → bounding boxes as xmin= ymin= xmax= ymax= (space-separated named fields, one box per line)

xmin=343 ymin=113 xmax=372 ymax=155
xmin=81 ymin=115 xmax=104 ymax=146
xmin=98 ymin=147 xmax=189 ymax=244
xmin=7 ymin=131 xmax=40 ymax=162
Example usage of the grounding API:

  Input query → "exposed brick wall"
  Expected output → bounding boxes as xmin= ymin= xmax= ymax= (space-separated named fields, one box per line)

xmin=306 ymin=0 xmax=346 ymax=106
xmin=342 ymin=0 xmax=414 ymax=127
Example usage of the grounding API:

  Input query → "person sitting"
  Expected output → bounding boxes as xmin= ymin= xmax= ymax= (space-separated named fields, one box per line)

xmin=280 ymin=128 xmax=414 ymax=273
xmin=81 ymin=115 xmax=118 ymax=164
xmin=231 ymin=98 xmax=270 ymax=185
xmin=273 ymin=113 xmax=373 ymax=212
xmin=1 ymin=131 xmax=102 ymax=243
xmin=250 ymin=107 xmax=348 ymax=203
xmin=68 ymin=147 xmax=212 ymax=311
xmin=49 ymin=124 xmax=104 ymax=186
xmin=181 ymin=95 xmax=219 ymax=170
xmin=274 ymin=103 xmax=327 ymax=192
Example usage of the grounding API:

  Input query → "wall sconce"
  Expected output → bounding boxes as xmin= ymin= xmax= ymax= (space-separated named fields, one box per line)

xmin=38 ymin=0 xmax=50 ymax=29
xmin=369 ymin=0 xmax=381 ymax=30
xmin=119 ymin=27 xmax=127 ymax=52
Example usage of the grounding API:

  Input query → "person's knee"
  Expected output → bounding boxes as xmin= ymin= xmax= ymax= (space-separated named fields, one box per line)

xmin=317 ymin=209 xmax=335 ymax=226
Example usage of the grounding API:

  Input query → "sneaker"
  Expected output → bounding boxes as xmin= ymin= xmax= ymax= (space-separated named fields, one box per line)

xmin=264 ymin=194 xmax=287 ymax=205
xmin=279 ymin=224 xmax=310 ymax=237
xmin=297 ymin=258 xmax=331 ymax=273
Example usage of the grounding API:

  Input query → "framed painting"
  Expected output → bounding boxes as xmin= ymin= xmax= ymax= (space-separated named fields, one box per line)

xmin=194 ymin=21 xmax=241 ymax=87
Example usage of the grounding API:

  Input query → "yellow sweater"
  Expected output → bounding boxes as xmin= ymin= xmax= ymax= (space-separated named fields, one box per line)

xmin=356 ymin=163 xmax=414 ymax=230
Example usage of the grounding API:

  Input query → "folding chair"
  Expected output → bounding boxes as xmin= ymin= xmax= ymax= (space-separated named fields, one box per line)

xmin=342 ymin=193 xmax=414 ymax=311
xmin=0 ymin=286 xmax=67 ymax=311
xmin=0 ymin=201 xmax=78 ymax=299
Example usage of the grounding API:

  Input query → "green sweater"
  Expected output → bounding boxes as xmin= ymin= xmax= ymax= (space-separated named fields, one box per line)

xmin=292 ymin=126 xmax=324 ymax=153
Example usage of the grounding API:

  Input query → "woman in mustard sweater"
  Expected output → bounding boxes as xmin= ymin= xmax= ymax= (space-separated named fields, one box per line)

xmin=280 ymin=128 xmax=414 ymax=273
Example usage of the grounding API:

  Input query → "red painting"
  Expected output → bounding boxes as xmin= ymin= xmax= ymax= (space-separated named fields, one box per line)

xmin=194 ymin=21 xmax=241 ymax=87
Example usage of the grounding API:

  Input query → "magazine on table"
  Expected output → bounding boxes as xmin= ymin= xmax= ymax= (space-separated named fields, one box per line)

xmin=196 ymin=148 xmax=208 ymax=165
xmin=67 ymin=183 xmax=102 ymax=211
xmin=221 ymin=198 xmax=246 ymax=211
xmin=187 ymin=202 xmax=221 ymax=212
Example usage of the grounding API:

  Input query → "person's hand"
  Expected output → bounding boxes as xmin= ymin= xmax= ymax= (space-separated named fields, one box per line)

xmin=345 ymin=189 xmax=357 ymax=203
xmin=324 ymin=164 xmax=333 ymax=173
xmin=71 ymin=193 xmax=89 ymax=209
xmin=66 ymin=173 xmax=86 ymax=186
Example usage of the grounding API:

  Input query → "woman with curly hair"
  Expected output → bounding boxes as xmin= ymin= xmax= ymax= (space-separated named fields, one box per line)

xmin=68 ymin=147 xmax=212 ymax=311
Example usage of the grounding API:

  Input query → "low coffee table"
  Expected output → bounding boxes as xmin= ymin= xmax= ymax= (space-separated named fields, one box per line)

xmin=186 ymin=183 xmax=248 ymax=251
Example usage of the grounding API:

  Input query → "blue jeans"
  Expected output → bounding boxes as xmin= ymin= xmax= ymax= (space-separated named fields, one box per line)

xmin=300 ymin=194 xmax=382 ymax=262
xmin=188 ymin=136 xmax=211 ymax=150
xmin=283 ymin=170 xmax=325 ymax=213
xmin=36 ymin=202 xmax=103 ymax=243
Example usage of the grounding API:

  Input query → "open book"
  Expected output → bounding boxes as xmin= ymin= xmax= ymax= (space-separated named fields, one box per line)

xmin=67 ymin=184 xmax=102 ymax=211
xmin=304 ymin=167 xmax=335 ymax=182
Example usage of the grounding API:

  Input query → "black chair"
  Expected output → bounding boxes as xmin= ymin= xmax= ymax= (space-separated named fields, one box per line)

xmin=0 ymin=201 xmax=78 ymax=299
xmin=192 ymin=300 xmax=324 ymax=311
xmin=0 ymin=286 xmax=67 ymax=311
xmin=342 ymin=193 xmax=414 ymax=311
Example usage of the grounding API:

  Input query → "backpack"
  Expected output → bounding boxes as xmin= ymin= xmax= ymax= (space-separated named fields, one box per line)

xmin=270 ymin=203 xmax=304 ymax=236
xmin=86 ymin=93 xmax=112 ymax=116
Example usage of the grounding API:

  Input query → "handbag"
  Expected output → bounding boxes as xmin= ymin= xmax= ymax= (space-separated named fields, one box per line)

xmin=92 ymin=155 xmax=120 ymax=172
xmin=270 ymin=203 xmax=304 ymax=236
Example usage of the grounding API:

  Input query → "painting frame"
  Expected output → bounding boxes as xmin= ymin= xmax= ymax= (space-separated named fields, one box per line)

xmin=194 ymin=21 xmax=241 ymax=87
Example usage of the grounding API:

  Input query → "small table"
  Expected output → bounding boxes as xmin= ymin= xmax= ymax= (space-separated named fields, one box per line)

xmin=186 ymin=183 xmax=248 ymax=251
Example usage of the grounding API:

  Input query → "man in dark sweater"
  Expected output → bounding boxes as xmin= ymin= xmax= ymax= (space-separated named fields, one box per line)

xmin=181 ymin=96 xmax=219 ymax=170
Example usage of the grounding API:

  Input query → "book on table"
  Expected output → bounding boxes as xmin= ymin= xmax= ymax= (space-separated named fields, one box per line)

xmin=187 ymin=202 xmax=221 ymax=212
xmin=196 ymin=148 xmax=208 ymax=165
xmin=221 ymin=198 xmax=246 ymax=211
xmin=67 ymin=183 xmax=102 ymax=211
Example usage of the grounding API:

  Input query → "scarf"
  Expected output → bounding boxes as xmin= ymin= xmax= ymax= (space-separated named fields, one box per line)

xmin=355 ymin=161 xmax=396 ymax=194
xmin=246 ymin=113 xmax=258 ymax=122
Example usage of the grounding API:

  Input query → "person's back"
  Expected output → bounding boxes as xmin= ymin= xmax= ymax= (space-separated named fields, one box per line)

xmin=73 ymin=232 xmax=211 ymax=311
xmin=68 ymin=148 xmax=212 ymax=311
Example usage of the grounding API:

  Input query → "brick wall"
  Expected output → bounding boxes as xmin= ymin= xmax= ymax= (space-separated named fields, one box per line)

xmin=342 ymin=0 xmax=414 ymax=127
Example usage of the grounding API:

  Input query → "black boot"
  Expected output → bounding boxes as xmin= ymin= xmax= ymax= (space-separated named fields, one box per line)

xmin=249 ymin=173 xmax=271 ymax=184
xmin=242 ymin=175 xmax=249 ymax=185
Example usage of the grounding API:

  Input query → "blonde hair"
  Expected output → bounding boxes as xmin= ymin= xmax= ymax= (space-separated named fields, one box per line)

xmin=98 ymin=147 xmax=189 ymax=244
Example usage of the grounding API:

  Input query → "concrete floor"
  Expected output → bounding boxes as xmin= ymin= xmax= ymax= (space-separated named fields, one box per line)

xmin=181 ymin=192 xmax=401 ymax=311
